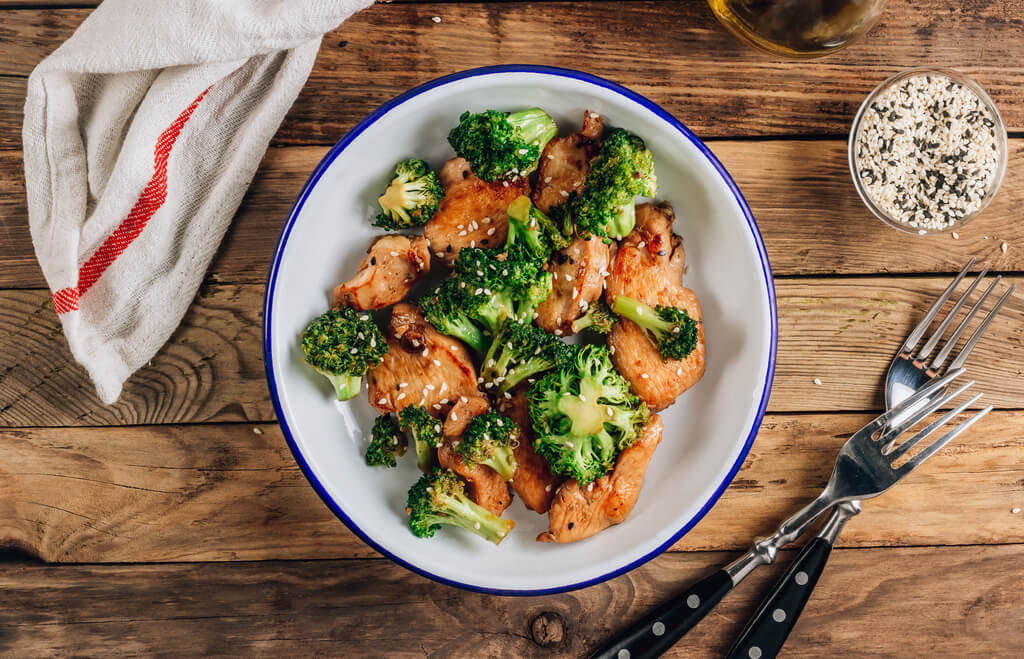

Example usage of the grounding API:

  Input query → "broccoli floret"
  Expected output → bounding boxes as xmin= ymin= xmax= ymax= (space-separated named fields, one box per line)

xmin=406 ymin=468 xmax=515 ymax=544
xmin=447 ymin=108 xmax=558 ymax=182
xmin=453 ymin=248 xmax=554 ymax=328
xmin=527 ymin=344 xmax=649 ymax=484
xmin=571 ymin=299 xmax=616 ymax=335
xmin=572 ymin=128 xmax=657 ymax=239
xmin=506 ymin=195 xmax=571 ymax=262
xmin=397 ymin=405 xmax=443 ymax=472
xmin=612 ymin=295 xmax=699 ymax=362
xmin=301 ymin=307 xmax=388 ymax=401
xmin=373 ymin=159 xmax=443 ymax=230
xmin=365 ymin=414 xmax=406 ymax=467
xmin=482 ymin=320 xmax=572 ymax=393
xmin=419 ymin=278 xmax=491 ymax=354
xmin=457 ymin=410 xmax=520 ymax=481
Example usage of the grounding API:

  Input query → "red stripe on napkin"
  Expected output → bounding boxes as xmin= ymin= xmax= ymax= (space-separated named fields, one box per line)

xmin=51 ymin=88 xmax=210 ymax=314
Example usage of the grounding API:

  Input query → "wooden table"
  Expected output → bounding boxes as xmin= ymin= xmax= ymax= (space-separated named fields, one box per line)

xmin=2 ymin=1 xmax=1023 ymax=656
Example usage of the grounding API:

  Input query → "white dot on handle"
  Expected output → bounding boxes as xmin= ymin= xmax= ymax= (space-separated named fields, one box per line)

xmin=748 ymin=647 xmax=762 ymax=659
xmin=795 ymin=571 xmax=809 ymax=586
xmin=651 ymin=622 xmax=665 ymax=637
xmin=617 ymin=650 xmax=631 ymax=659
xmin=772 ymin=608 xmax=787 ymax=622
xmin=686 ymin=594 xmax=700 ymax=609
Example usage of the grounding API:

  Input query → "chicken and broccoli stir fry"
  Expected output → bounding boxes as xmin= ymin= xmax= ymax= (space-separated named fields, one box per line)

xmin=300 ymin=108 xmax=706 ymax=546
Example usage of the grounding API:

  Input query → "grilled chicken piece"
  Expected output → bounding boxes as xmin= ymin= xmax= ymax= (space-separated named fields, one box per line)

xmin=605 ymin=203 xmax=705 ymax=411
xmin=367 ymin=303 xmax=479 ymax=415
xmin=534 ymin=237 xmax=616 ymax=335
xmin=438 ymin=396 xmax=512 ymax=515
xmin=497 ymin=387 xmax=563 ymax=513
xmin=538 ymin=414 xmax=663 ymax=543
xmin=424 ymin=158 xmax=529 ymax=265
xmin=532 ymin=110 xmax=605 ymax=213
xmin=331 ymin=235 xmax=430 ymax=310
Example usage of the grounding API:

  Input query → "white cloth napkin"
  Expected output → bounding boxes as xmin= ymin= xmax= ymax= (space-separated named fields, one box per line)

xmin=23 ymin=0 xmax=373 ymax=404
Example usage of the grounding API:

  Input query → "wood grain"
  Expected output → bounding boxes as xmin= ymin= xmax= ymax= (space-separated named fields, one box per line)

xmin=2 ymin=2 xmax=1024 ymax=142
xmin=0 ymin=545 xmax=1021 ymax=657
xmin=2 ymin=412 xmax=1021 ymax=563
xmin=1 ymin=140 xmax=1022 ymax=289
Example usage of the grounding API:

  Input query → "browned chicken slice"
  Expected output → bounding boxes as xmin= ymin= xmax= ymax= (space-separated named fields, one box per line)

xmin=534 ymin=237 xmax=616 ymax=335
xmin=424 ymin=158 xmax=529 ymax=265
xmin=438 ymin=396 xmax=512 ymax=515
xmin=538 ymin=414 xmax=663 ymax=543
xmin=331 ymin=235 xmax=430 ymax=310
xmin=605 ymin=203 xmax=706 ymax=411
xmin=532 ymin=110 xmax=605 ymax=213
xmin=366 ymin=303 xmax=479 ymax=415
xmin=497 ymin=387 xmax=563 ymax=513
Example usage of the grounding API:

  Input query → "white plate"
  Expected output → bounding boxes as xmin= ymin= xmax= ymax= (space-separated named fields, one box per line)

xmin=264 ymin=66 xmax=777 ymax=595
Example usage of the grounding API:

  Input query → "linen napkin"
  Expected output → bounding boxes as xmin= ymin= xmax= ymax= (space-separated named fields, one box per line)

xmin=23 ymin=0 xmax=373 ymax=404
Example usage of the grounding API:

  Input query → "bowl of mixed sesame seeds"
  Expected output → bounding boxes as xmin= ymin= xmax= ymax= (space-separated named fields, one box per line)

xmin=849 ymin=67 xmax=1007 ymax=235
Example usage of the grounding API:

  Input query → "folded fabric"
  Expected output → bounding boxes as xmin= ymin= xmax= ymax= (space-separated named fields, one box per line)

xmin=23 ymin=0 xmax=373 ymax=404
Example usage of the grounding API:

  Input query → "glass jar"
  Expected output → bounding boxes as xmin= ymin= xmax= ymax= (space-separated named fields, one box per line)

xmin=708 ymin=0 xmax=888 ymax=58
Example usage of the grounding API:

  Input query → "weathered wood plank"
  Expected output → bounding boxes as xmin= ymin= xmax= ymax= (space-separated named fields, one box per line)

xmin=1 ymin=140 xmax=1022 ymax=289
xmin=1 ymin=412 xmax=1021 ymax=563
xmin=1 ymin=2 xmax=1023 ymax=141
xmin=1 ymin=276 xmax=1021 ymax=427
xmin=0 ymin=545 xmax=1021 ymax=657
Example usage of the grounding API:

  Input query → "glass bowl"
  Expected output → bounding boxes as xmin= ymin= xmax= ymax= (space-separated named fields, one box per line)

xmin=848 ymin=66 xmax=1007 ymax=235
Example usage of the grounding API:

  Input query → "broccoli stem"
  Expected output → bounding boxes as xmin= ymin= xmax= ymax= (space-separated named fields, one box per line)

xmin=479 ymin=449 xmax=517 ymax=481
xmin=501 ymin=358 xmax=552 ymax=393
xmin=507 ymin=108 xmax=558 ymax=149
xmin=323 ymin=370 xmax=362 ymax=401
xmin=612 ymin=295 xmax=671 ymax=339
xmin=440 ymin=491 xmax=514 ymax=544
xmin=413 ymin=436 xmax=434 ymax=472
xmin=607 ymin=201 xmax=637 ymax=240
xmin=448 ymin=317 xmax=490 ymax=354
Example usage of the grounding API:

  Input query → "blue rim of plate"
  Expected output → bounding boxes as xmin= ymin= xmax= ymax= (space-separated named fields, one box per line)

xmin=263 ymin=64 xmax=778 ymax=596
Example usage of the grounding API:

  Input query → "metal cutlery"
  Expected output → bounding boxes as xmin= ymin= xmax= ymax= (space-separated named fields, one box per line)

xmin=725 ymin=261 xmax=1014 ymax=659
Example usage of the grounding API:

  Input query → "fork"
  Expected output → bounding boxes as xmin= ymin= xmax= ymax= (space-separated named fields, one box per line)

xmin=725 ymin=262 xmax=1014 ymax=659
xmin=590 ymin=368 xmax=991 ymax=659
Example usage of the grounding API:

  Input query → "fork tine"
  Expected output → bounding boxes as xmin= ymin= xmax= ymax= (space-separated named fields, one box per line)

xmin=878 ymin=378 xmax=975 ymax=445
xmin=887 ymin=391 xmax=984 ymax=462
xmin=898 ymin=405 xmax=993 ymax=474
xmin=872 ymin=367 xmax=965 ymax=429
xmin=930 ymin=276 xmax=1002 ymax=371
xmin=915 ymin=266 xmax=989 ymax=360
xmin=947 ymin=284 xmax=1016 ymax=371
xmin=898 ymin=258 xmax=976 ymax=354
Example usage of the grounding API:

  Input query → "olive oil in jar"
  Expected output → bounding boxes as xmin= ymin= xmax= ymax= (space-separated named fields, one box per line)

xmin=708 ymin=0 xmax=887 ymax=58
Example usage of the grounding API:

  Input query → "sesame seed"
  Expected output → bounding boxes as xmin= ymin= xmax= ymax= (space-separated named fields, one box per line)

xmin=433 ymin=403 xmax=442 ymax=410
xmin=952 ymin=232 xmax=960 ymax=239
xmin=457 ymin=224 xmax=465 ymax=230
xmin=607 ymin=407 xmax=614 ymax=417
xmin=545 ymin=484 xmax=552 ymax=492
xmin=502 ymin=181 xmax=509 ymax=187
xmin=399 ymin=382 xmax=408 ymax=388
xmin=641 ymin=373 xmax=650 ymax=379
xmin=441 ymin=398 xmax=449 ymax=404
xmin=350 ymin=348 xmax=358 ymax=354
xmin=1001 ymin=241 xmax=1008 ymax=253
xmin=440 ymin=382 xmax=447 ymax=391
xmin=587 ymin=482 xmax=594 ymax=492
xmin=544 ymin=176 xmax=552 ymax=183
xmin=253 ymin=427 xmax=264 ymax=435
xmin=360 ymin=315 xmax=370 ymax=321
xmin=518 ymin=149 xmax=529 ymax=155
xmin=474 ymin=521 xmax=481 ymax=529
xmin=566 ymin=441 xmax=574 ymax=448
xmin=470 ymin=240 xmax=476 ymax=248
xmin=422 ymin=348 xmax=429 ymax=357
xmin=451 ymin=412 xmax=458 ymax=421
xmin=560 ymin=190 xmax=569 ymax=197
xmin=426 ymin=384 xmax=436 ymax=391
xmin=1013 ymin=507 xmax=1021 ymax=514
xmin=554 ymin=329 xmax=563 ymax=336
xmin=396 ymin=392 xmax=406 ymax=400
xmin=676 ymin=367 xmax=683 ymax=376
xmin=482 ymin=217 xmax=492 ymax=224
xmin=813 ymin=378 xmax=823 ymax=385
xmin=504 ymin=391 xmax=512 ymax=399
xmin=547 ymin=154 xmax=554 ymax=160
xmin=431 ymin=16 xmax=441 ymax=23
xmin=433 ymin=359 xmax=442 ymax=367
xmin=458 ymin=230 xmax=467 ymax=236
xmin=460 ymin=396 xmax=469 ymax=403
xmin=390 ymin=251 xmax=399 ymax=257
xmin=487 ymin=227 xmax=496 ymax=236
xmin=378 ymin=398 xmax=387 ymax=405
xmin=637 ymin=241 xmax=645 ymax=248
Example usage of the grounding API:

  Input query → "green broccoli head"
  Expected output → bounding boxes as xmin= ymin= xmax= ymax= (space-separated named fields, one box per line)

xmin=506 ymin=195 xmax=571 ymax=262
xmin=527 ymin=344 xmax=649 ymax=484
xmin=572 ymin=128 xmax=657 ymax=239
xmin=373 ymin=159 xmax=443 ymax=230
xmin=447 ymin=108 xmax=558 ymax=182
xmin=365 ymin=413 xmax=406 ymax=468
xmin=482 ymin=320 xmax=573 ymax=393
xmin=612 ymin=295 xmax=699 ymax=362
xmin=397 ymin=405 xmax=443 ymax=472
xmin=453 ymin=247 xmax=553 ymax=328
xmin=406 ymin=468 xmax=515 ymax=544
xmin=301 ymin=307 xmax=388 ymax=401
xmin=456 ymin=409 xmax=520 ymax=481
xmin=419 ymin=278 xmax=491 ymax=354
xmin=571 ymin=299 xmax=616 ymax=335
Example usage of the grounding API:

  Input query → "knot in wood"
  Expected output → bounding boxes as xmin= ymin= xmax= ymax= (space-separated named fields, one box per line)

xmin=530 ymin=611 xmax=566 ymax=648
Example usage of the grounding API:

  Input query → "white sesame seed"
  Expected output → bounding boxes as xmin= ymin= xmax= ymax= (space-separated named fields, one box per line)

xmin=482 ymin=217 xmax=491 ymax=224
xmin=433 ymin=403 xmax=442 ymax=410
xmin=451 ymin=412 xmax=458 ymax=421
xmin=560 ymin=190 xmax=569 ymax=197
xmin=813 ymin=378 xmax=823 ymax=385
xmin=350 ymin=348 xmax=358 ymax=354
xmin=460 ymin=396 xmax=468 ymax=403
xmin=641 ymin=373 xmax=649 ymax=379
xmin=390 ymin=251 xmax=399 ymax=257
xmin=637 ymin=241 xmax=645 ymax=248
xmin=1013 ymin=507 xmax=1021 ymax=514
xmin=431 ymin=16 xmax=441 ymax=23
xmin=487 ymin=227 xmax=496 ymax=236
xmin=504 ymin=391 xmax=512 ymax=399
xmin=458 ymin=230 xmax=467 ymax=237
xmin=433 ymin=359 xmax=442 ymax=367
xmin=426 ymin=384 xmax=436 ymax=391
xmin=253 ymin=427 xmax=263 ymax=435
xmin=399 ymin=382 xmax=408 ymax=388
xmin=440 ymin=382 xmax=447 ymax=392
xmin=517 ymin=149 xmax=529 ymax=155
xmin=1001 ymin=241 xmax=1008 ymax=253
xmin=544 ymin=176 xmax=552 ymax=183
xmin=378 ymin=398 xmax=387 ymax=405
xmin=676 ymin=367 xmax=683 ymax=376
xmin=545 ymin=484 xmax=552 ymax=492
xmin=952 ymin=232 xmax=960 ymax=239
xmin=502 ymin=181 xmax=509 ymax=187
xmin=566 ymin=441 xmax=574 ymax=448
xmin=396 ymin=392 xmax=406 ymax=401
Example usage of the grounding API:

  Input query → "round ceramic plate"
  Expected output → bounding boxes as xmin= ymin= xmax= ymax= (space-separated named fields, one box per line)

xmin=264 ymin=65 xmax=777 ymax=595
